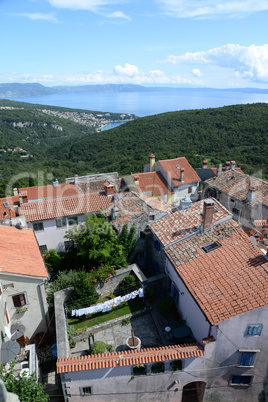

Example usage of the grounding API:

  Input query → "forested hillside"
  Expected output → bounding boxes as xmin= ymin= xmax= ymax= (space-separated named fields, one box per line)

xmin=50 ymin=103 xmax=268 ymax=176
xmin=0 ymin=101 xmax=267 ymax=196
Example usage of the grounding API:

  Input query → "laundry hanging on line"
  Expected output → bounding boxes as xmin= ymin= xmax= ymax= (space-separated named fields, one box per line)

xmin=71 ymin=287 xmax=144 ymax=317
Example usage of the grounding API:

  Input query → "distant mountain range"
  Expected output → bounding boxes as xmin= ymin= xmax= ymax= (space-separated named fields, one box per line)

xmin=0 ymin=82 xmax=268 ymax=98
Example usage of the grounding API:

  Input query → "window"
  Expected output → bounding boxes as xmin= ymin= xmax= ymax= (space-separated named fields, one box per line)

xmin=80 ymin=387 xmax=92 ymax=396
xmin=12 ymin=293 xmax=27 ymax=308
xmin=139 ymin=251 xmax=145 ymax=259
xmin=33 ymin=222 xmax=44 ymax=231
xmin=68 ymin=216 xmax=78 ymax=226
xmin=39 ymin=245 xmax=47 ymax=255
xmin=239 ymin=352 xmax=256 ymax=367
xmin=0 ymin=283 xmax=2 ymax=296
xmin=149 ymin=215 xmax=155 ymax=221
xmin=188 ymin=186 xmax=192 ymax=194
xmin=154 ymin=240 xmax=160 ymax=251
xmin=230 ymin=375 xmax=253 ymax=386
xmin=140 ymin=231 xmax=145 ymax=239
xmin=4 ymin=303 xmax=9 ymax=324
xmin=247 ymin=324 xmax=262 ymax=336
xmin=202 ymin=241 xmax=221 ymax=253
xmin=232 ymin=208 xmax=240 ymax=217
xmin=56 ymin=218 xmax=66 ymax=228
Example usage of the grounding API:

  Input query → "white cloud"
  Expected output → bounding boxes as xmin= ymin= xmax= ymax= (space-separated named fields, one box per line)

xmin=13 ymin=13 xmax=58 ymax=23
xmin=48 ymin=0 xmax=131 ymax=19
xmin=3 ymin=66 xmax=201 ymax=86
xmin=192 ymin=68 xmax=202 ymax=77
xmin=165 ymin=44 xmax=268 ymax=83
xmin=106 ymin=11 xmax=131 ymax=20
xmin=114 ymin=63 xmax=139 ymax=77
xmin=157 ymin=0 xmax=268 ymax=18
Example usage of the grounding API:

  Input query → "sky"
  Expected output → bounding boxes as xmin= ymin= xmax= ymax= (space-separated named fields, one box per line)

xmin=1 ymin=0 xmax=268 ymax=88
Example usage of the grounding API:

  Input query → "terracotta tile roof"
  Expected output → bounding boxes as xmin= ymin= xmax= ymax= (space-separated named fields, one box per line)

xmin=0 ymin=196 xmax=20 ymax=219
xmin=205 ymin=170 xmax=268 ymax=206
xmin=103 ymin=192 xmax=170 ymax=231
xmin=166 ymin=225 xmax=268 ymax=325
xmin=158 ymin=157 xmax=200 ymax=187
xmin=137 ymin=193 xmax=173 ymax=213
xmin=0 ymin=225 xmax=48 ymax=278
xmin=20 ymin=192 xmax=112 ymax=222
xmin=18 ymin=182 xmax=79 ymax=201
xmin=131 ymin=171 xmax=172 ymax=196
xmin=253 ymin=220 xmax=267 ymax=228
xmin=210 ymin=167 xmax=243 ymax=174
xmin=151 ymin=198 xmax=231 ymax=247
xmin=79 ymin=178 xmax=122 ymax=193
xmin=56 ymin=343 xmax=204 ymax=373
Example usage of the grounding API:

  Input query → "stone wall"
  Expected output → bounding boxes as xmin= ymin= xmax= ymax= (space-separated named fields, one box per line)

xmin=95 ymin=264 xmax=145 ymax=298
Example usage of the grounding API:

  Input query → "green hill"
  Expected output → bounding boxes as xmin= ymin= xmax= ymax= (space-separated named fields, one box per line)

xmin=50 ymin=102 xmax=268 ymax=176
xmin=0 ymin=101 xmax=267 ymax=196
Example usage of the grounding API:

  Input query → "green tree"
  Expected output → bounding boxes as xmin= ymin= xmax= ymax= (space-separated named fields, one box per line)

xmin=119 ymin=224 xmax=137 ymax=260
xmin=64 ymin=213 xmax=127 ymax=268
xmin=0 ymin=360 xmax=49 ymax=401
xmin=71 ymin=270 xmax=99 ymax=308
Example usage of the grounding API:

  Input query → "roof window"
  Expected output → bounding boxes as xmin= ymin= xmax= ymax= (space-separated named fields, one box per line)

xmin=202 ymin=241 xmax=221 ymax=253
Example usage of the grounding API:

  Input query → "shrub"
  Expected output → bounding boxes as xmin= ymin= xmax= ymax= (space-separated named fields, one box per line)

xmin=91 ymin=341 xmax=112 ymax=355
xmin=69 ymin=340 xmax=76 ymax=348
xmin=119 ymin=274 xmax=138 ymax=293
xmin=67 ymin=325 xmax=76 ymax=340
xmin=151 ymin=362 xmax=165 ymax=373
xmin=122 ymin=317 xmax=130 ymax=326
xmin=170 ymin=359 xmax=182 ymax=371
xmin=133 ymin=364 xmax=146 ymax=375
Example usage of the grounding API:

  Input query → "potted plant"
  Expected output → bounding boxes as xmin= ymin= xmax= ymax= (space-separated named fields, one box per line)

xmin=151 ymin=362 xmax=164 ymax=373
xmin=133 ymin=364 xmax=146 ymax=376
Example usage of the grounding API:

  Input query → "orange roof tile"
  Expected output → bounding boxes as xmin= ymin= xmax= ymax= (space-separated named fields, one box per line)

xmin=151 ymin=198 xmax=231 ymax=247
xmin=56 ymin=343 xmax=204 ymax=373
xmin=18 ymin=182 xmax=79 ymax=201
xmin=158 ymin=157 xmax=200 ymax=187
xmin=0 ymin=225 xmax=48 ymax=278
xmin=20 ymin=192 xmax=112 ymax=222
xmin=210 ymin=167 xmax=244 ymax=174
xmin=166 ymin=225 xmax=268 ymax=325
xmin=0 ymin=196 xmax=20 ymax=219
xmin=131 ymin=171 xmax=172 ymax=196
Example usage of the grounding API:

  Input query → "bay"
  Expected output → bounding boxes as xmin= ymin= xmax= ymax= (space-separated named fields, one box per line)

xmin=9 ymin=88 xmax=268 ymax=118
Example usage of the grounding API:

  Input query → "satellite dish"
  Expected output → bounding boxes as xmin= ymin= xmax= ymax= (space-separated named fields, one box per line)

xmin=4 ymin=326 xmax=11 ymax=339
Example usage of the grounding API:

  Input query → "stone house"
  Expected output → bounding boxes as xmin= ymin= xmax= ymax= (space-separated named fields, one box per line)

xmin=202 ymin=169 xmax=268 ymax=235
xmin=122 ymin=155 xmax=201 ymax=206
xmin=196 ymin=159 xmax=243 ymax=182
xmin=103 ymin=192 xmax=172 ymax=275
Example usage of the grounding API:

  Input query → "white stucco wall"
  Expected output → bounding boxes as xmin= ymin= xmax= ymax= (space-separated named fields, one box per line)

xmin=165 ymin=258 xmax=210 ymax=343
xmin=28 ymin=214 xmax=86 ymax=251
xmin=0 ymin=273 xmax=49 ymax=339
xmin=173 ymin=182 xmax=199 ymax=203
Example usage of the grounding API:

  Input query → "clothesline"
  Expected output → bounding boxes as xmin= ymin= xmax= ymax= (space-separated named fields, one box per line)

xmin=71 ymin=287 xmax=144 ymax=317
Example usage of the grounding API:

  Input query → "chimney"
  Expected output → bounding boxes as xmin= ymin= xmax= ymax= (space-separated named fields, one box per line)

xmin=104 ymin=181 xmax=115 ymax=197
xmin=19 ymin=191 xmax=28 ymax=204
xmin=225 ymin=161 xmax=230 ymax=170
xmin=150 ymin=154 xmax=155 ymax=172
xmin=74 ymin=174 xmax=78 ymax=186
xmin=230 ymin=161 xmax=236 ymax=171
xmin=216 ymin=164 xmax=222 ymax=177
xmin=201 ymin=199 xmax=215 ymax=232
xmin=180 ymin=168 xmax=185 ymax=183
xmin=53 ymin=179 xmax=59 ymax=187
xmin=202 ymin=160 xmax=208 ymax=169
xmin=247 ymin=186 xmax=256 ymax=203
xmin=13 ymin=188 xmax=18 ymax=196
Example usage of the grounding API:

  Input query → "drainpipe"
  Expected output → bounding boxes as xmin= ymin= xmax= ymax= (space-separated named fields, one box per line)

xmin=38 ymin=278 xmax=50 ymax=329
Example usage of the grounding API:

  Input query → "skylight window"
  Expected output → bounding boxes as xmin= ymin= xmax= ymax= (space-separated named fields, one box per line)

xmin=175 ymin=165 xmax=180 ymax=169
xmin=202 ymin=241 xmax=221 ymax=253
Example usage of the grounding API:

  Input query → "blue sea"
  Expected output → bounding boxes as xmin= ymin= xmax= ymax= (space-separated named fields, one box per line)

xmin=9 ymin=88 xmax=268 ymax=124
